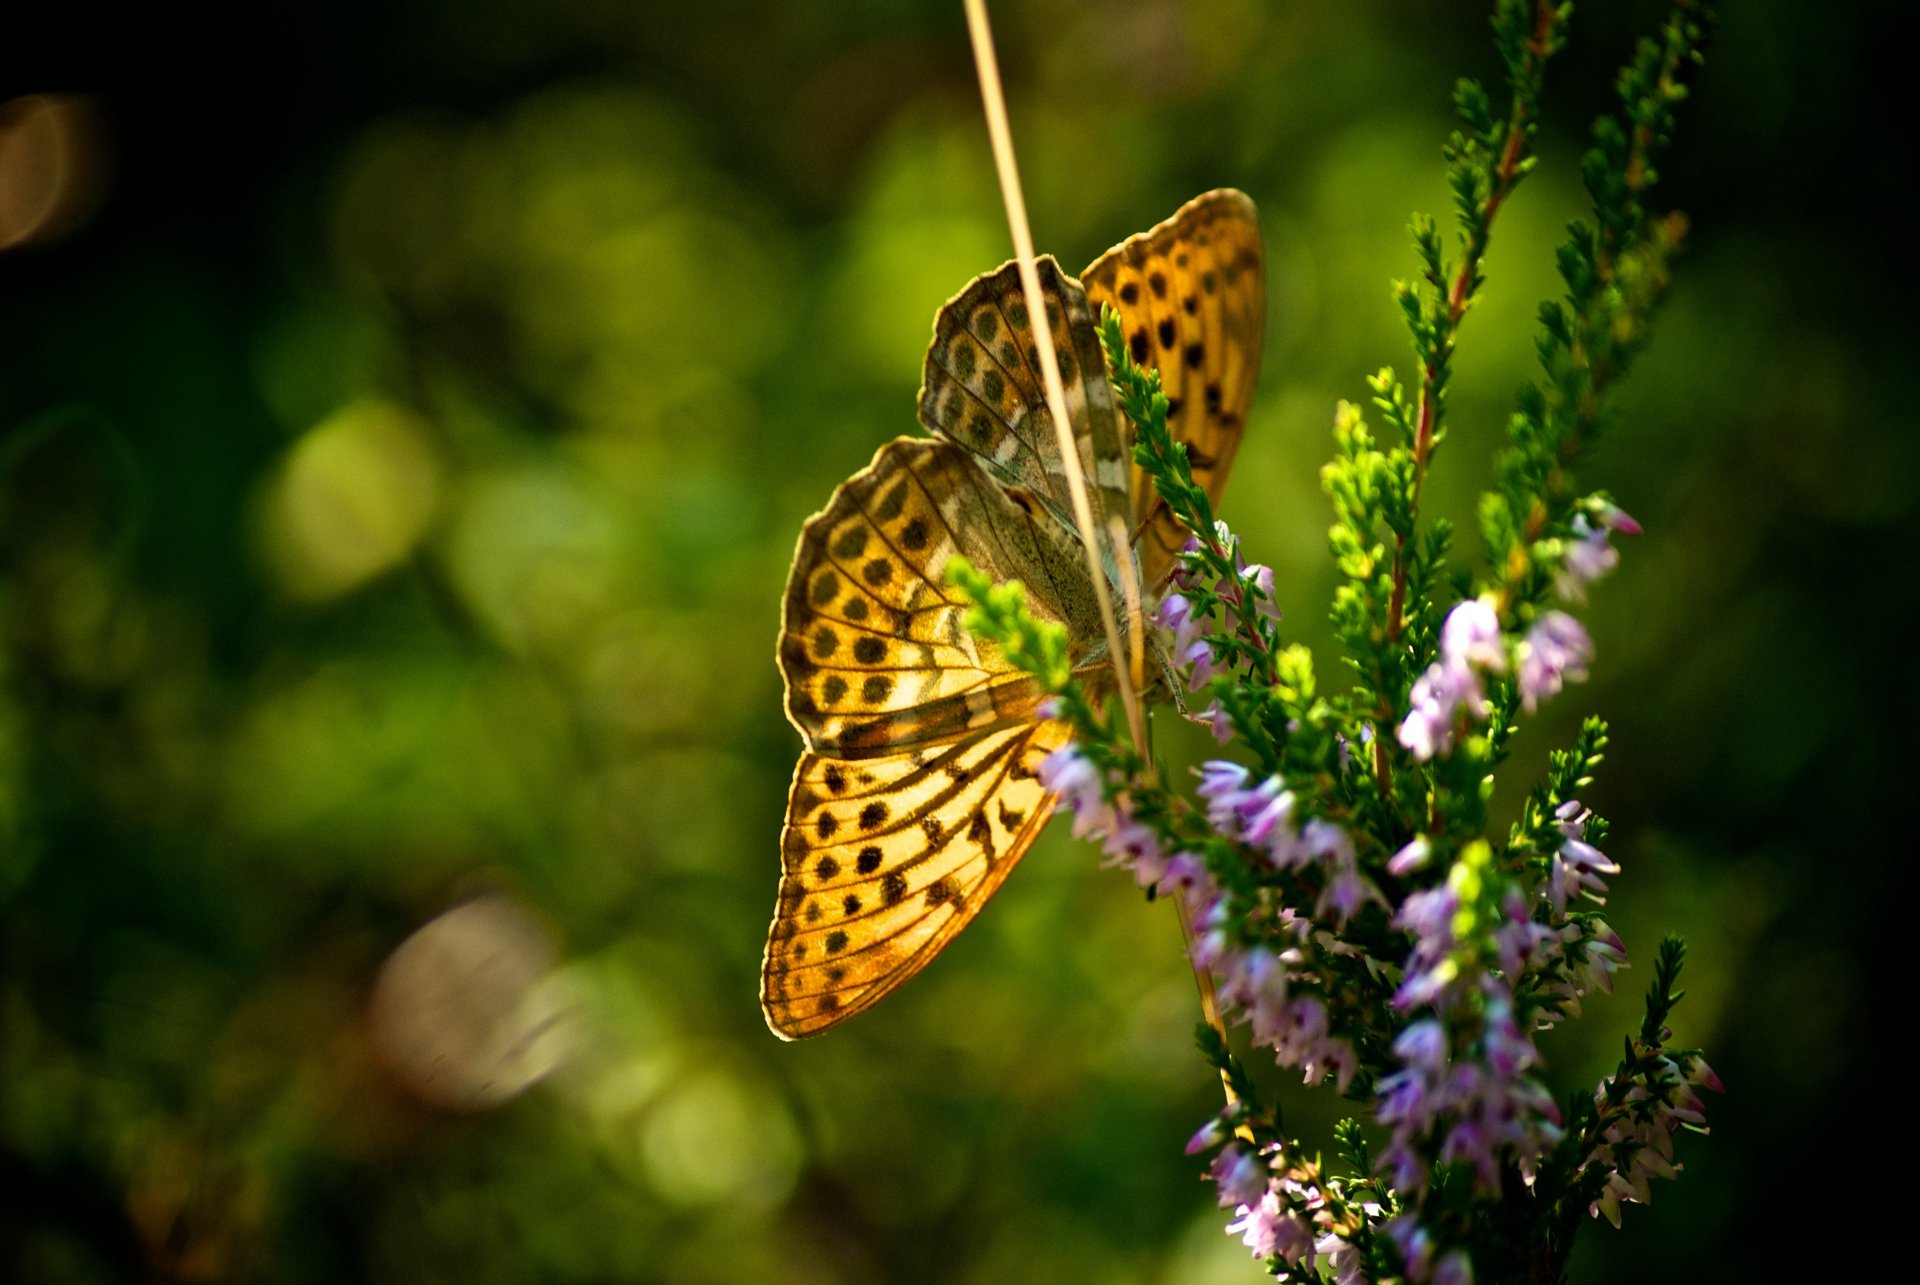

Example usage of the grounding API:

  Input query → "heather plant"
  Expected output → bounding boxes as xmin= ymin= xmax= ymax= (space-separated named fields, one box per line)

xmin=950 ymin=1 xmax=1720 ymax=1278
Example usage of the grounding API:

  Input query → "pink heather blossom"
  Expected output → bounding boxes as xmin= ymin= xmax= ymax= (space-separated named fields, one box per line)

xmin=1516 ymin=612 xmax=1593 ymax=712
xmin=1384 ymin=1216 xmax=1434 ymax=1280
xmin=1157 ymin=591 xmax=1201 ymax=653
xmin=1379 ymin=979 xmax=1564 ymax=1198
xmin=1543 ymin=802 xmax=1618 ymax=912
xmin=1101 ymin=818 xmax=1170 ymax=890
xmin=1315 ymin=1232 xmax=1364 ymax=1285
xmin=1389 ymin=835 xmax=1434 ymax=876
xmin=1494 ymin=887 xmax=1559 ymax=978
xmin=1225 ymin=1193 xmax=1285 ymax=1259
xmin=1197 ymin=700 xmax=1235 ymax=743
xmin=1211 ymin=1145 xmax=1268 ymax=1209
xmin=1037 ymin=746 xmax=1112 ymax=837
xmin=1557 ymin=504 xmax=1640 ymax=602
xmin=1441 ymin=597 xmax=1506 ymax=671
xmin=1186 ymin=1115 xmax=1228 ymax=1155
xmin=1433 ymin=1250 xmax=1476 ymax=1285
xmin=1243 ymin=788 xmax=1301 ymax=859
xmin=1393 ymin=885 xmax=1460 ymax=1010
xmin=1157 ymin=852 xmax=1219 ymax=918
xmin=1399 ymin=599 xmax=1514 ymax=759
xmin=1226 ymin=1190 xmax=1316 ymax=1264
xmin=1180 ymin=637 xmax=1218 ymax=690
xmin=1398 ymin=658 xmax=1487 ymax=760
xmin=1238 ymin=562 xmax=1283 ymax=622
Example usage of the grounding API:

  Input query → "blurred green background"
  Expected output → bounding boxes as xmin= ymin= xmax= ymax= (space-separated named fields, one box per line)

xmin=0 ymin=1 xmax=1899 ymax=1281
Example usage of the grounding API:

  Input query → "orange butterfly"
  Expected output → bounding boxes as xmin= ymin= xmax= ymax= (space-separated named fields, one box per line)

xmin=762 ymin=191 xmax=1265 ymax=1037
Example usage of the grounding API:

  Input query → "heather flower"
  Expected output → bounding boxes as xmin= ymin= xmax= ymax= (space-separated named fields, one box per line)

xmin=1393 ymin=885 xmax=1461 ymax=1010
xmin=1156 ymin=851 xmax=1219 ymax=918
xmin=1180 ymin=637 xmax=1218 ymax=690
xmin=1516 ymin=612 xmax=1593 ymax=712
xmin=1227 ymin=1189 xmax=1316 ymax=1264
xmin=1211 ymin=1145 xmax=1267 ymax=1208
xmin=1186 ymin=1115 xmax=1228 ymax=1155
xmin=1239 ymin=562 xmax=1283 ymax=621
xmin=1389 ymin=835 xmax=1434 ymax=876
xmin=1433 ymin=1250 xmax=1475 ymax=1285
xmin=1315 ymin=1232 xmax=1364 ymax=1285
xmin=1557 ymin=504 xmax=1641 ymax=602
xmin=1493 ymin=887 xmax=1558 ymax=977
xmin=1544 ymin=803 xmax=1619 ymax=912
xmin=1037 ymin=745 xmax=1113 ymax=836
xmin=1304 ymin=819 xmax=1381 ymax=924
xmin=1157 ymin=590 xmax=1200 ymax=653
xmin=1398 ymin=656 xmax=1487 ymax=760
xmin=1384 ymin=1215 xmax=1434 ymax=1280
xmin=1441 ymin=596 xmax=1506 ymax=671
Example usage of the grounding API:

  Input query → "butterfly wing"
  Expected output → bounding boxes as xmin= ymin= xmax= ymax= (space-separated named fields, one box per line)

xmin=917 ymin=257 xmax=1134 ymax=548
xmin=779 ymin=436 xmax=1102 ymax=759
xmin=761 ymin=720 xmax=1068 ymax=1038
xmin=767 ymin=437 xmax=1102 ymax=1037
xmin=1081 ymin=189 xmax=1266 ymax=589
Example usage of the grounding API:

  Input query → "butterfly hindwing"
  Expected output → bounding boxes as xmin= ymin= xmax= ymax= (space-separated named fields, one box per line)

xmin=918 ymin=257 xmax=1133 ymax=545
xmin=761 ymin=720 xmax=1069 ymax=1039
xmin=1081 ymin=189 xmax=1266 ymax=588
xmin=779 ymin=436 xmax=1103 ymax=760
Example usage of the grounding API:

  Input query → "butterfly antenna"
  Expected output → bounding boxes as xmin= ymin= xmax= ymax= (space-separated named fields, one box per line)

xmin=966 ymin=0 xmax=1237 ymax=1112
xmin=963 ymin=0 xmax=1144 ymax=755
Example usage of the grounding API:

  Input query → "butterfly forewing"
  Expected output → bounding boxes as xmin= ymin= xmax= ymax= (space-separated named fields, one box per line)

xmin=780 ymin=436 xmax=1104 ymax=759
xmin=1081 ymin=189 xmax=1266 ymax=588
xmin=761 ymin=720 xmax=1068 ymax=1038
xmin=918 ymin=257 xmax=1133 ymax=547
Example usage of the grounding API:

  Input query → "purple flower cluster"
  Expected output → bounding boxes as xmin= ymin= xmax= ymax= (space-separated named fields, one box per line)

xmin=1378 ymin=847 xmax=1569 ymax=1198
xmin=1398 ymin=596 xmax=1604 ymax=757
xmin=1195 ymin=763 xmax=1382 ymax=928
xmin=1376 ymin=984 xmax=1564 ymax=1195
xmin=1188 ymin=1125 xmax=1367 ymax=1276
xmin=1187 ymin=761 xmax=1371 ymax=1089
xmin=1036 ymin=745 xmax=1196 ymax=905
xmin=1584 ymin=1052 xmax=1721 ymax=1226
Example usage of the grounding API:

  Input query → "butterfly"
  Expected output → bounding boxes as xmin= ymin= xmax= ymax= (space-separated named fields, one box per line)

xmin=761 ymin=190 xmax=1265 ymax=1038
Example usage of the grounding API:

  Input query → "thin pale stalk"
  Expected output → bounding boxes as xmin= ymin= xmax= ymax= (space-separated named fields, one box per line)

xmin=964 ymin=0 xmax=1233 ymax=1106
xmin=962 ymin=0 xmax=1144 ymax=755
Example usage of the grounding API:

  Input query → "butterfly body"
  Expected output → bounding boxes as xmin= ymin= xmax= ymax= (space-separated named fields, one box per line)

xmin=763 ymin=191 xmax=1265 ymax=1039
